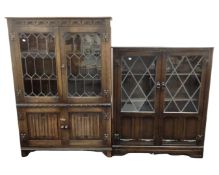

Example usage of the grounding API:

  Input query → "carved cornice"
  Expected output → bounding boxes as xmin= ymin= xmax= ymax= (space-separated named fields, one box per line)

xmin=17 ymin=103 xmax=112 ymax=108
xmin=10 ymin=18 xmax=110 ymax=27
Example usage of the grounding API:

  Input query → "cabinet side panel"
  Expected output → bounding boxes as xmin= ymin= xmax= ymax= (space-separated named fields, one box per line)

xmin=200 ymin=48 xmax=213 ymax=144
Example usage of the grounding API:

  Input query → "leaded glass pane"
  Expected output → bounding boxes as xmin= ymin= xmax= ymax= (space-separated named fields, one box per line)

xmin=164 ymin=55 xmax=203 ymax=113
xmin=64 ymin=33 xmax=101 ymax=97
xmin=121 ymin=56 xmax=157 ymax=112
xmin=19 ymin=33 xmax=58 ymax=96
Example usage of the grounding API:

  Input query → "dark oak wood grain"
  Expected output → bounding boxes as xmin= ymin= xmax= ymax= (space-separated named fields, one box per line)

xmin=113 ymin=47 xmax=213 ymax=158
xmin=8 ymin=17 xmax=112 ymax=157
xmin=7 ymin=17 xmax=212 ymax=158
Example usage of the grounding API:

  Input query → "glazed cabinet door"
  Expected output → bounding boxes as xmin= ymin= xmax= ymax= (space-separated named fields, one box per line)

xmin=113 ymin=48 xmax=162 ymax=146
xmin=18 ymin=108 xmax=62 ymax=147
xmin=60 ymin=27 xmax=111 ymax=103
xmin=159 ymin=49 xmax=212 ymax=145
xmin=8 ymin=25 xmax=62 ymax=103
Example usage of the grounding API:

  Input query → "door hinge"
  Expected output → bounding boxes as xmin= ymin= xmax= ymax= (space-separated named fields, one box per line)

xmin=20 ymin=133 xmax=27 ymax=143
xmin=16 ymin=89 xmax=22 ymax=96
xmin=103 ymin=33 xmax=109 ymax=42
xmin=103 ymin=112 xmax=110 ymax=120
xmin=103 ymin=89 xmax=110 ymax=97
xmin=104 ymin=133 xmax=109 ymax=141
xmin=10 ymin=32 xmax=16 ymax=41
xmin=196 ymin=134 xmax=204 ymax=145
xmin=114 ymin=133 xmax=120 ymax=140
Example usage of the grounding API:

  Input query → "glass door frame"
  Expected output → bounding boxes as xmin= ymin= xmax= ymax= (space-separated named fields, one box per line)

xmin=113 ymin=48 xmax=163 ymax=145
xmin=13 ymin=26 xmax=62 ymax=103
xmin=118 ymin=50 xmax=163 ymax=115
xmin=59 ymin=27 xmax=108 ymax=104
xmin=159 ymin=49 xmax=209 ymax=116
xmin=158 ymin=49 xmax=210 ymax=145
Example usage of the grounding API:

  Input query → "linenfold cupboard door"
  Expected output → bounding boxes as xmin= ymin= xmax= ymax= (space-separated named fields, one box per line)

xmin=59 ymin=107 xmax=111 ymax=147
xmin=8 ymin=24 xmax=62 ymax=103
xmin=18 ymin=107 xmax=62 ymax=147
xmin=60 ymin=26 xmax=111 ymax=104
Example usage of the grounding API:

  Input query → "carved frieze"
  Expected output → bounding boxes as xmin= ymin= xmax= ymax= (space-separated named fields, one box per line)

xmin=11 ymin=18 xmax=108 ymax=27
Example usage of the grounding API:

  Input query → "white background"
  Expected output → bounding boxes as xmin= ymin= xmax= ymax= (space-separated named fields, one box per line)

xmin=0 ymin=0 xmax=218 ymax=174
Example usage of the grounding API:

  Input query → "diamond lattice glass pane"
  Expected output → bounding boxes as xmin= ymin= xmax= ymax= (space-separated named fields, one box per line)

xmin=183 ymin=101 xmax=197 ymax=112
xmin=131 ymin=86 xmax=145 ymax=99
xmin=65 ymin=33 xmax=101 ymax=97
xmin=176 ymin=57 xmax=192 ymax=73
xmin=121 ymin=56 xmax=157 ymax=112
xmin=19 ymin=33 xmax=58 ymax=96
xmin=166 ymin=75 xmax=181 ymax=96
xmin=184 ymin=75 xmax=200 ymax=96
xmin=164 ymin=55 xmax=204 ymax=113
xmin=122 ymin=74 xmax=137 ymax=96
xmin=176 ymin=101 xmax=188 ymax=111
xmin=165 ymin=101 xmax=179 ymax=112
xmin=140 ymin=101 xmax=153 ymax=111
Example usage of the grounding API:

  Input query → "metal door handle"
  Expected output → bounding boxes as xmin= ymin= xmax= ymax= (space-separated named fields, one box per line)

xmin=61 ymin=125 xmax=69 ymax=129
xmin=156 ymin=82 xmax=161 ymax=89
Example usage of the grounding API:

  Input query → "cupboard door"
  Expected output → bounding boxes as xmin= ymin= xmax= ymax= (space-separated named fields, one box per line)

xmin=60 ymin=27 xmax=110 ymax=103
xmin=64 ymin=107 xmax=111 ymax=147
xmin=160 ymin=49 xmax=210 ymax=145
xmin=10 ymin=27 xmax=62 ymax=103
xmin=113 ymin=48 xmax=162 ymax=146
xmin=18 ymin=108 xmax=62 ymax=147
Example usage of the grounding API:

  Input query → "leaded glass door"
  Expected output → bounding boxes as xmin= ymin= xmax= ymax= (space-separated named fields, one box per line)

xmin=113 ymin=48 xmax=162 ymax=146
xmin=60 ymin=28 xmax=109 ymax=103
xmin=120 ymin=55 xmax=159 ymax=112
xmin=14 ymin=27 xmax=61 ymax=103
xmin=163 ymin=53 xmax=205 ymax=113
xmin=160 ymin=49 xmax=208 ymax=145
